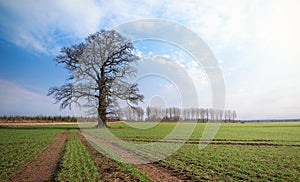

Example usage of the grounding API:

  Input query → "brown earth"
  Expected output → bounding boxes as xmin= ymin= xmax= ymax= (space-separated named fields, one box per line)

xmin=11 ymin=130 xmax=69 ymax=182
xmin=136 ymin=164 xmax=183 ymax=182
xmin=8 ymin=128 xmax=184 ymax=182
xmin=78 ymin=132 xmax=142 ymax=182
xmin=81 ymin=132 xmax=183 ymax=182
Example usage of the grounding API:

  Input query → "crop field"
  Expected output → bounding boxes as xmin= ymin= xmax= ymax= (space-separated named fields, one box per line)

xmin=0 ymin=122 xmax=299 ymax=181
xmin=105 ymin=122 xmax=300 ymax=180
xmin=56 ymin=129 xmax=99 ymax=181
xmin=0 ymin=125 xmax=69 ymax=180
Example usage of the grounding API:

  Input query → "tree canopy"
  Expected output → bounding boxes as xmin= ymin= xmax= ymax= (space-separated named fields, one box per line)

xmin=48 ymin=30 xmax=144 ymax=127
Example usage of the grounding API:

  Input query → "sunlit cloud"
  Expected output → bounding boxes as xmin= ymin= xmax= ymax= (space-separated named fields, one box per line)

xmin=0 ymin=0 xmax=299 ymax=119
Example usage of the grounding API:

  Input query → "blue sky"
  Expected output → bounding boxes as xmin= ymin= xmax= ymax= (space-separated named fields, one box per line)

xmin=0 ymin=0 xmax=300 ymax=119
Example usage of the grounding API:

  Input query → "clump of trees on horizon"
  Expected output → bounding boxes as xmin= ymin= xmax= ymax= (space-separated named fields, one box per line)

xmin=118 ymin=106 xmax=237 ymax=122
xmin=0 ymin=107 xmax=237 ymax=123
xmin=0 ymin=115 xmax=77 ymax=122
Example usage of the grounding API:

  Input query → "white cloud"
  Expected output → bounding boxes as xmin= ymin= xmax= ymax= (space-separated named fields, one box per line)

xmin=161 ymin=0 xmax=254 ymax=48
xmin=0 ymin=0 xmax=102 ymax=54
xmin=158 ymin=0 xmax=300 ymax=119
xmin=162 ymin=54 xmax=170 ymax=59
xmin=1 ymin=0 xmax=300 ymax=119
xmin=137 ymin=54 xmax=211 ymax=108
xmin=222 ymin=0 xmax=300 ymax=119
xmin=136 ymin=50 xmax=143 ymax=57
xmin=0 ymin=79 xmax=72 ymax=116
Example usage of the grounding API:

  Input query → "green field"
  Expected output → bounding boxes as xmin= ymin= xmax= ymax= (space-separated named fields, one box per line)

xmin=105 ymin=122 xmax=300 ymax=180
xmin=0 ymin=125 xmax=70 ymax=180
xmin=0 ymin=122 xmax=299 ymax=181
xmin=56 ymin=129 xmax=99 ymax=181
xmin=108 ymin=122 xmax=300 ymax=142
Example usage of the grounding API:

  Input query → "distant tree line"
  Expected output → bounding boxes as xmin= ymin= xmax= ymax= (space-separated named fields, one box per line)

xmin=240 ymin=119 xmax=300 ymax=123
xmin=0 ymin=115 xmax=77 ymax=122
xmin=118 ymin=106 xmax=237 ymax=122
xmin=0 ymin=107 xmax=238 ymax=123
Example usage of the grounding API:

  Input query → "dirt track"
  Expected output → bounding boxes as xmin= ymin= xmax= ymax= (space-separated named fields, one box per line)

xmin=83 ymin=132 xmax=182 ymax=182
xmin=8 ymin=127 xmax=183 ymax=181
xmin=11 ymin=130 xmax=69 ymax=182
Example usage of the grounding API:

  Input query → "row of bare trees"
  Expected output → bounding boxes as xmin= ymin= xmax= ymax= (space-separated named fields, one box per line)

xmin=118 ymin=106 xmax=237 ymax=122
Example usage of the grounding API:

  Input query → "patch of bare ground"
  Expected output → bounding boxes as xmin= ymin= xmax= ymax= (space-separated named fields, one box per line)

xmin=11 ymin=130 xmax=69 ymax=182
xmin=81 ymin=132 xmax=183 ymax=182
xmin=78 ymin=132 xmax=142 ymax=181
xmin=136 ymin=164 xmax=184 ymax=182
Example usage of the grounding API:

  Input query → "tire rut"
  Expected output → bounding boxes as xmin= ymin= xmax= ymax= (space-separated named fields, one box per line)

xmin=78 ymin=131 xmax=142 ymax=181
xmin=11 ymin=130 xmax=69 ymax=182
xmin=82 ymin=131 xmax=182 ymax=182
xmin=136 ymin=164 xmax=183 ymax=182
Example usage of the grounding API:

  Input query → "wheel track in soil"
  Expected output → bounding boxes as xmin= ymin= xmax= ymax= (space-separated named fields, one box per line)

xmin=10 ymin=129 xmax=184 ymax=182
xmin=82 ymin=131 xmax=183 ymax=182
xmin=10 ymin=130 xmax=70 ymax=182
xmin=78 ymin=132 xmax=142 ymax=182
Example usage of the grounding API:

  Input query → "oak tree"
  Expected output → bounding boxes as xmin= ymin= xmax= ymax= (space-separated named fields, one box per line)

xmin=48 ymin=30 xmax=144 ymax=127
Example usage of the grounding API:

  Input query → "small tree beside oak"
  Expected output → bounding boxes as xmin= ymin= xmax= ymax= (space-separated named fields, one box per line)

xmin=48 ymin=30 xmax=144 ymax=127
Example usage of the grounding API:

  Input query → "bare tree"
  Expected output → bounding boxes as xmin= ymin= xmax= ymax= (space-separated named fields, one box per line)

xmin=173 ymin=107 xmax=181 ymax=121
xmin=146 ymin=106 xmax=151 ymax=121
xmin=122 ymin=106 xmax=135 ymax=121
xmin=218 ymin=109 xmax=224 ymax=121
xmin=198 ymin=109 xmax=203 ymax=122
xmin=224 ymin=110 xmax=233 ymax=122
xmin=232 ymin=110 xmax=237 ymax=122
xmin=168 ymin=107 xmax=173 ymax=120
xmin=135 ymin=107 xmax=144 ymax=121
xmin=48 ymin=30 xmax=144 ymax=127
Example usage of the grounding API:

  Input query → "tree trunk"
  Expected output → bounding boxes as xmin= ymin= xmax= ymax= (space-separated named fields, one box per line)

xmin=97 ymin=115 xmax=106 ymax=128
xmin=97 ymin=89 xmax=108 ymax=128
xmin=97 ymin=106 xmax=107 ymax=128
